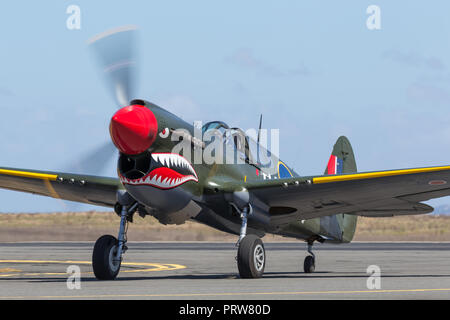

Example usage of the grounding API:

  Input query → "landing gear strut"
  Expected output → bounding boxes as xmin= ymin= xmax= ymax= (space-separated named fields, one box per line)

xmin=303 ymin=241 xmax=315 ymax=273
xmin=234 ymin=204 xmax=265 ymax=278
xmin=92 ymin=201 xmax=138 ymax=280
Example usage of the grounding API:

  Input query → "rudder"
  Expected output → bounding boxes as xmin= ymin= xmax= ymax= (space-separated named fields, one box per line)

xmin=325 ymin=136 xmax=357 ymax=175
xmin=324 ymin=136 xmax=358 ymax=243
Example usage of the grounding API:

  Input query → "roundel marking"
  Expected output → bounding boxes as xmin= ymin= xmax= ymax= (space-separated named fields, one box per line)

xmin=278 ymin=161 xmax=293 ymax=179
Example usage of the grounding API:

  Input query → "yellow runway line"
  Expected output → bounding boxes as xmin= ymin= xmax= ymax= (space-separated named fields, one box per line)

xmin=0 ymin=260 xmax=186 ymax=277
xmin=1 ymin=288 xmax=450 ymax=299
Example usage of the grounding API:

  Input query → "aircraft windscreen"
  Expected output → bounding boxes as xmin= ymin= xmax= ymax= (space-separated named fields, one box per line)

xmin=201 ymin=121 xmax=278 ymax=173
xmin=202 ymin=121 xmax=229 ymax=135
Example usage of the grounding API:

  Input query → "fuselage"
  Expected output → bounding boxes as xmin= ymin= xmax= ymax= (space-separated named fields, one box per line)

xmin=112 ymin=100 xmax=356 ymax=243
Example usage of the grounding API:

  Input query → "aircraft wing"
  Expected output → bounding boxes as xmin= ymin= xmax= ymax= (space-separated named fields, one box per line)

xmin=0 ymin=167 xmax=122 ymax=208
xmin=242 ymin=165 xmax=450 ymax=225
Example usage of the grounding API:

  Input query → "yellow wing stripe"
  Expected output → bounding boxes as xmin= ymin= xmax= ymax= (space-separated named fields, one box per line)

xmin=313 ymin=166 xmax=450 ymax=184
xmin=0 ymin=169 xmax=58 ymax=181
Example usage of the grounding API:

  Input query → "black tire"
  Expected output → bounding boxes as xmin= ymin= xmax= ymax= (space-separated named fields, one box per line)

xmin=304 ymin=255 xmax=315 ymax=273
xmin=237 ymin=234 xmax=265 ymax=278
xmin=92 ymin=235 xmax=121 ymax=280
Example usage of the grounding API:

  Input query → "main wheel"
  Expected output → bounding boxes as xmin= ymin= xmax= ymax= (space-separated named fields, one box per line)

xmin=303 ymin=255 xmax=315 ymax=273
xmin=237 ymin=234 xmax=265 ymax=278
xmin=92 ymin=235 xmax=121 ymax=280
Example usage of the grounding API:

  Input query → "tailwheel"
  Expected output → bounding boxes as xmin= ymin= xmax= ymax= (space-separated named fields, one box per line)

xmin=92 ymin=235 xmax=121 ymax=280
xmin=237 ymin=234 xmax=265 ymax=278
xmin=303 ymin=255 xmax=315 ymax=273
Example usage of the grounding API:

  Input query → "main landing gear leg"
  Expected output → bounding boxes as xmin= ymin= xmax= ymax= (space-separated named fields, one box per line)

xmin=92 ymin=201 xmax=138 ymax=280
xmin=235 ymin=205 xmax=265 ymax=278
xmin=303 ymin=240 xmax=316 ymax=273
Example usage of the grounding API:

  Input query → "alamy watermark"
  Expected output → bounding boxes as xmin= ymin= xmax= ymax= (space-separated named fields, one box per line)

xmin=66 ymin=5 xmax=81 ymax=30
xmin=66 ymin=265 xmax=81 ymax=290
xmin=160 ymin=121 xmax=280 ymax=169
xmin=366 ymin=265 xmax=381 ymax=289
xmin=366 ymin=5 xmax=381 ymax=30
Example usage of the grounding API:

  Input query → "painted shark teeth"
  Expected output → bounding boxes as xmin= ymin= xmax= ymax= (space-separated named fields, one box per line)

xmin=120 ymin=153 xmax=198 ymax=189
xmin=120 ymin=173 xmax=197 ymax=189
xmin=151 ymin=153 xmax=197 ymax=178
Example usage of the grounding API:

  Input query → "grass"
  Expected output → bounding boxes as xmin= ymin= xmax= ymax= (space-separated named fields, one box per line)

xmin=353 ymin=214 xmax=450 ymax=241
xmin=0 ymin=211 xmax=236 ymax=242
xmin=1 ymin=211 xmax=450 ymax=242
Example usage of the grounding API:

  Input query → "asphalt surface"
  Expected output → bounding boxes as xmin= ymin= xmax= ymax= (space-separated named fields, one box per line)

xmin=1 ymin=241 xmax=450 ymax=299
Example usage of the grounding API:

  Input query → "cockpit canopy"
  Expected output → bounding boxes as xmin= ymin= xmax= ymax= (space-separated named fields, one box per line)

xmin=201 ymin=121 xmax=230 ymax=135
xmin=201 ymin=121 xmax=274 ymax=168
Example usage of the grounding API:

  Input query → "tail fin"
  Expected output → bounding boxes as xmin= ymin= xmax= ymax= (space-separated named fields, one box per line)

xmin=325 ymin=136 xmax=358 ymax=243
xmin=325 ymin=136 xmax=357 ymax=175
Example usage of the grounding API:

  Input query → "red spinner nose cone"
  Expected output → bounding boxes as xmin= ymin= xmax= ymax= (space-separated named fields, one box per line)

xmin=110 ymin=104 xmax=158 ymax=155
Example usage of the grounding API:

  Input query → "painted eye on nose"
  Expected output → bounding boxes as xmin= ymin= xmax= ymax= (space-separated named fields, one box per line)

xmin=159 ymin=128 xmax=170 ymax=138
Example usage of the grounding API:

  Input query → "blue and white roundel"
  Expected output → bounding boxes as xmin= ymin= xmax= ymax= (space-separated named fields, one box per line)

xmin=278 ymin=161 xmax=293 ymax=178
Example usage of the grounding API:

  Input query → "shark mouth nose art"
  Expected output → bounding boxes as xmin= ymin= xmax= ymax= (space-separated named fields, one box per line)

xmin=119 ymin=153 xmax=198 ymax=189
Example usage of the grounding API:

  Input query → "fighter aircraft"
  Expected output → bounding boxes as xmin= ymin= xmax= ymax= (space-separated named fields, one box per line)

xmin=1 ymin=26 xmax=450 ymax=280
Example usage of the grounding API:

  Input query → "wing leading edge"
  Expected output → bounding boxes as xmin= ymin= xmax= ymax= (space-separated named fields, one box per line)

xmin=0 ymin=167 xmax=122 ymax=208
xmin=1 ymin=164 xmax=450 ymax=219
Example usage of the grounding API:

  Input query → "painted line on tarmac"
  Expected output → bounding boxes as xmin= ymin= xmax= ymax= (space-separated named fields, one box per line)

xmin=1 ymin=288 xmax=450 ymax=299
xmin=0 ymin=260 xmax=185 ymax=277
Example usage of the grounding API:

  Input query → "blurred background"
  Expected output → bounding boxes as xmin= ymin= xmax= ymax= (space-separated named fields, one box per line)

xmin=1 ymin=1 xmax=450 ymax=213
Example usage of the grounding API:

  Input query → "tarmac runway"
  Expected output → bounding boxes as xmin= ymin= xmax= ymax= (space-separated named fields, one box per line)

xmin=1 ymin=241 xmax=450 ymax=299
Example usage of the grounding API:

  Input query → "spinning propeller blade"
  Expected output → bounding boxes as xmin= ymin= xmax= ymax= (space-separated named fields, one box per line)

xmin=88 ymin=25 xmax=139 ymax=108
xmin=74 ymin=25 xmax=141 ymax=178
xmin=65 ymin=141 xmax=117 ymax=176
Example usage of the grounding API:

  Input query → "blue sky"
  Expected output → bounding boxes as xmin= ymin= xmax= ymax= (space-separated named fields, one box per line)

xmin=1 ymin=1 xmax=450 ymax=212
